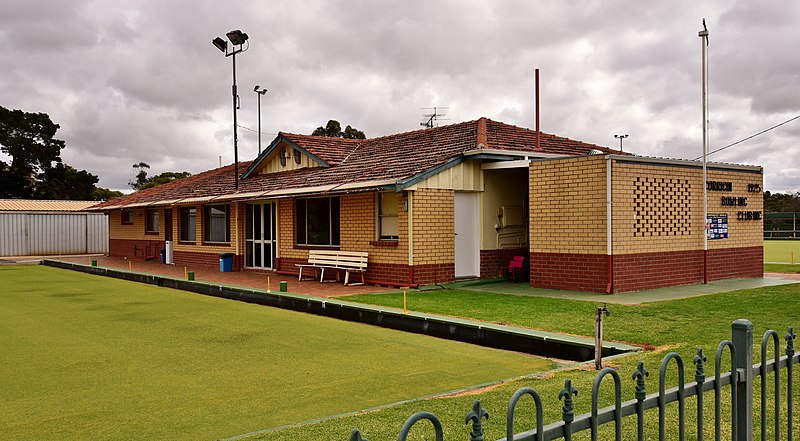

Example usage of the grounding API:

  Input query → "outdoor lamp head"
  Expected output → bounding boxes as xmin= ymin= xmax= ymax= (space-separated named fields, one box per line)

xmin=226 ymin=30 xmax=248 ymax=45
xmin=212 ymin=37 xmax=227 ymax=52
xmin=254 ymin=85 xmax=260 ymax=92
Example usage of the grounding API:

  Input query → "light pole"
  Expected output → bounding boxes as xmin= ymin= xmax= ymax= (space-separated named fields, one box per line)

xmin=254 ymin=85 xmax=268 ymax=155
xmin=614 ymin=134 xmax=628 ymax=152
xmin=212 ymin=29 xmax=249 ymax=190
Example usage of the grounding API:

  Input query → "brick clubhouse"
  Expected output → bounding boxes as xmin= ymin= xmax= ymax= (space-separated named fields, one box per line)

xmin=89 ymin=118 xmax=763 ymax=293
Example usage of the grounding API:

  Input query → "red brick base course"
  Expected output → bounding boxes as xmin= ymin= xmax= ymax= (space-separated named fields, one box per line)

xmin=532 ymin=246 xmax=764 ymax=293
xmin=530 ymin=252 xmax=608 ymax=293
xmin=109 ymin=239 xmax=242 ymax=271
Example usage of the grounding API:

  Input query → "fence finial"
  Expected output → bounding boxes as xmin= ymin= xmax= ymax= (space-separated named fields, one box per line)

xmin=465 ymin=399 xmax=489 ymax=441
xmin=349 ymin=428 xmax=368 ymax=441
xmin=786 ymin=326 xmax=796 ymax=356
xmin=632 ymin=361 xmax=649 ymax=400
xmin=559 ymin=379 xmax=578 ymax=422
xmin=693 ymin=347 xmax=707 ymax=380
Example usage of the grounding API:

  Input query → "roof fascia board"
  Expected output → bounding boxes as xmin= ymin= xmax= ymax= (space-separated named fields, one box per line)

xmin=607 ymin=154 xmax=763 ymax=173
xmin=463 ymin=149 xmax=567 ymax=159
xmin=481 ymin=159 xmax=532 ymax=170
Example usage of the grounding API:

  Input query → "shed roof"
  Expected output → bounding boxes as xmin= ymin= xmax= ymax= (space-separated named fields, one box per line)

xmin=0 ymin=199 xmax=99 ymax=212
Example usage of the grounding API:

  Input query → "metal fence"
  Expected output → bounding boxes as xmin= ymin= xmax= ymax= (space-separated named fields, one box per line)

xmin=0 ymin=212 xmax=108 ymax=256
xmin=350 ymin=319 xmax=797 ymax=441
xmin=765 ymin=212 xmax=799 ymax=239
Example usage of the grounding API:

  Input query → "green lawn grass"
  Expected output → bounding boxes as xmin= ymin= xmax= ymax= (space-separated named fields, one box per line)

xmin=0 ymin=266 xmax=552 ymax=441
xmin=765 ymin=239 xmax=800 ymax=263
xmin=248 ymin=283 xmax=800 ymax=440
xmin=765 ymin=263 xmax=800 ymax=273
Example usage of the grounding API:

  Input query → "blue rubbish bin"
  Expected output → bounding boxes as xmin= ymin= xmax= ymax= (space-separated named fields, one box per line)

xmin=160 ymin=249 xmax=166 ymax=264
xmin=219 ymin=253 xmax=234 ymax=272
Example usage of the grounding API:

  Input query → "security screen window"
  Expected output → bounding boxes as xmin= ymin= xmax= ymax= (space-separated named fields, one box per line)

xmin=296 ymin=197 xmax=340 ymax=246
xmin=378 ymin=192 xmax=399 ymax=240
xmin=179 ymin=206 xmax=197 ymax=242
xmin=145 ymin=209 xmax=160 ymax=233
xmin=204 ymin=205 xmax=230 ymax=243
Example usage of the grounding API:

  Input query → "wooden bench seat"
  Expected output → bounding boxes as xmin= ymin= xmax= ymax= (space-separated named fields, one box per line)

xmin=296 ymin=250 xmax=368 ymax=286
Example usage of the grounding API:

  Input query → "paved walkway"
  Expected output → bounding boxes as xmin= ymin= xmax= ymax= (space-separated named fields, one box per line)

xmin=45 ymin=255 xmax=397 ymax=298
xmin=444 ymin=275 xmax=800 ymax=305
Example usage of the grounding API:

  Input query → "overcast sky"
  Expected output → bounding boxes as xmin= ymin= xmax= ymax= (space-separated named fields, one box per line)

xmin=1 ymin=0 xmax=798 ymax=193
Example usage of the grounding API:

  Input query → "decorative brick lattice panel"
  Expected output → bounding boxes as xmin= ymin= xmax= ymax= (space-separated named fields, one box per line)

xmin=633 ymin=177 xmax=691 ymax=237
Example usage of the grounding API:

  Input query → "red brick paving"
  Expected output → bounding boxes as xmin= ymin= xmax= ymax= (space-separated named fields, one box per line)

xmin=53 ymin=256 xmax=396 ymax=298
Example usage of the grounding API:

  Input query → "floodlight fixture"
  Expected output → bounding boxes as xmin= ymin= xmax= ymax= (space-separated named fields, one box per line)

xmin=226 ymin=30 xmax=249 ymax=45
xmin=614 ymin=133 xmax=629 ymax=152
xmin=212 ymin=37 xmax=227 ymax=53
xmin=212 ymin=28 xmax=249 ymax=190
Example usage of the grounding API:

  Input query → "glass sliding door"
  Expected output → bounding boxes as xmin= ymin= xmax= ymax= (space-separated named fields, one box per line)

xmin=245 ymin=202 xmax=276 ymax=269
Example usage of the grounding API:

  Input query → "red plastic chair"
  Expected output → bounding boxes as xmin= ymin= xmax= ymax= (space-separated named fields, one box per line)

xmin=507 ymin=256 xmax=525 ymax=282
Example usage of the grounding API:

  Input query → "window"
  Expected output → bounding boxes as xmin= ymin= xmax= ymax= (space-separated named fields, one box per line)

xmin=378 ymin=192 xmax=399 ymax=240
xmin=296 ymin=197 xmax=339 ymax=246
xmin=121 ymin=209 xmax=134 ymax=225
xmin=180 ymin=207 xmax=197 ymax=242
xmin=145 ymin=209 xmax=160 ymax=233
xmin=204 ymin=205 xmax=230 ymax=243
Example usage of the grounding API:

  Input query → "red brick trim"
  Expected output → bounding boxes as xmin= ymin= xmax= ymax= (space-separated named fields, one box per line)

xmin=532 ymin=245 xmax=764 ymax=293
xmin=277 ymin=257 xmax=454 ymax=286
xmin=530 ymin=252 xmax=608 ymax=293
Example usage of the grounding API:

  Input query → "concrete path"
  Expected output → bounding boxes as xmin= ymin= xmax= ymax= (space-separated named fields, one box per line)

xmin=442 ymin=276 xmax=799 ymax=305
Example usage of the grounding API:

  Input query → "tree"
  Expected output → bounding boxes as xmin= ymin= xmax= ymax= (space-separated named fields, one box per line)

xmin=128 ymin=162 xmax=191 ymax=190
xmin=0 ymin=105 xmax=115 ymax=200
xmin=128 ymin=162 xmax=151 ymax=190
xmin=311 ymin=120 xmax=366 ymax=139
xmin=764 ymin=191 xmax=800 ymax=212
xmin=0 ymin=106 xmax=66 ymax=198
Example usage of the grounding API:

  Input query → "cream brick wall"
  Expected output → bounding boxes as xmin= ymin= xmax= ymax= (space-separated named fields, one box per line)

xmin=172 ymin=203 xmax=237 ymax=255
xmin=109 ymin=208 xmax=164 ymax=240
xmin=340 ymin=192 xmax=410 ymax=263
xmin=611 ymin=161 xmax=763 ymax=253
xmin=411 ymin=188 xmax=455 ymax=265
xmin=530 ymin=155 xmax=608 ymax=254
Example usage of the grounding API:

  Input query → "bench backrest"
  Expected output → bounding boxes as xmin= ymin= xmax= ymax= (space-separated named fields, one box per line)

xmin=308 ymin=250 xmax=368 ymax=270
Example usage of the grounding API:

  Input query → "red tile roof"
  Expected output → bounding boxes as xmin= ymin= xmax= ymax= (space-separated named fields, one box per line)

xmin=89 ymin=118 xmax=622 ymax=210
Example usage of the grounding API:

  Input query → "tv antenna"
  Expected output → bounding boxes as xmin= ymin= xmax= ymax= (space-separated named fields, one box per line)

xmin=420 ymin=107 xmax=449 ymax=128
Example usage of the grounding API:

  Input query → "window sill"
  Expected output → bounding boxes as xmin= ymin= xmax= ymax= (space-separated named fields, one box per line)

xmin=294 ymin=244 xmax=341 ymax=250
xmin=145 ymin=231 xmax=160 ymax=235
xmin=370 ymin=240 xmax=399 ymax=247
xmin=202 ymin=242 xmax=231 ymax=246
xmin=178 ymin=241 xmax=196 ymax=245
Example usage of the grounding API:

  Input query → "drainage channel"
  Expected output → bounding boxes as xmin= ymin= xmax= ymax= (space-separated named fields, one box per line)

xmin=43 ymin=260 xmax=640 ymax=361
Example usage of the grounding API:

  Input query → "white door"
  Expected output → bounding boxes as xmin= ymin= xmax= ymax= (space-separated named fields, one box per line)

xmin=454 ymin=192 xmax=479 ymax=278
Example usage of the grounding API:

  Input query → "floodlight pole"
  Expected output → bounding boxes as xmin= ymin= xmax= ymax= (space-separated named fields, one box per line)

xmin=700 ymin=22 xmax=709 ymax=283
xmin=232 ymin=50 xmax=239 ymax=190
xmin=254 ymin=86 xmax=268 ymax=155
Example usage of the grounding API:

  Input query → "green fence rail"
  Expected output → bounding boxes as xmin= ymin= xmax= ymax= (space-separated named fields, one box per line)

xmin=350 ymin=319 xmax=797 ymax=441
xmin=765 ymin=212 xmax=799 ymax=239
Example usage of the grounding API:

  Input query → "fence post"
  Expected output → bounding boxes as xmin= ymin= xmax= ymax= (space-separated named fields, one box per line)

xmin=732 ymin=319 xmax=753 ymax=441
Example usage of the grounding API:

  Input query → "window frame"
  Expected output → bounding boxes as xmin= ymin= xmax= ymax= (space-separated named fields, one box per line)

xmin=203 ymin=204 xmax=231 ymax=244
xmin=121 ymin=209 xmax=134 ymax=225
xmin=179 ymin=206 xmax=197 ymax=243
xmin=295 ymin=196 xmax=340 ymax=247
xmin=145 ymin=209 xmax=160 ymax=234
xmin=377 ymin=191 xmax=399 ymax=241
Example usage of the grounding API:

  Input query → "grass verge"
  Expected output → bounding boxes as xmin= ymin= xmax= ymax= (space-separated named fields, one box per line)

xmin=246 ymin=282 xmax=800 ymax=440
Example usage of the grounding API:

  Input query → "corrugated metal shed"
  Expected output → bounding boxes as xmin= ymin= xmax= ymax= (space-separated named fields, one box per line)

xmin=0 ymin=200 xmax=108 ymax=256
